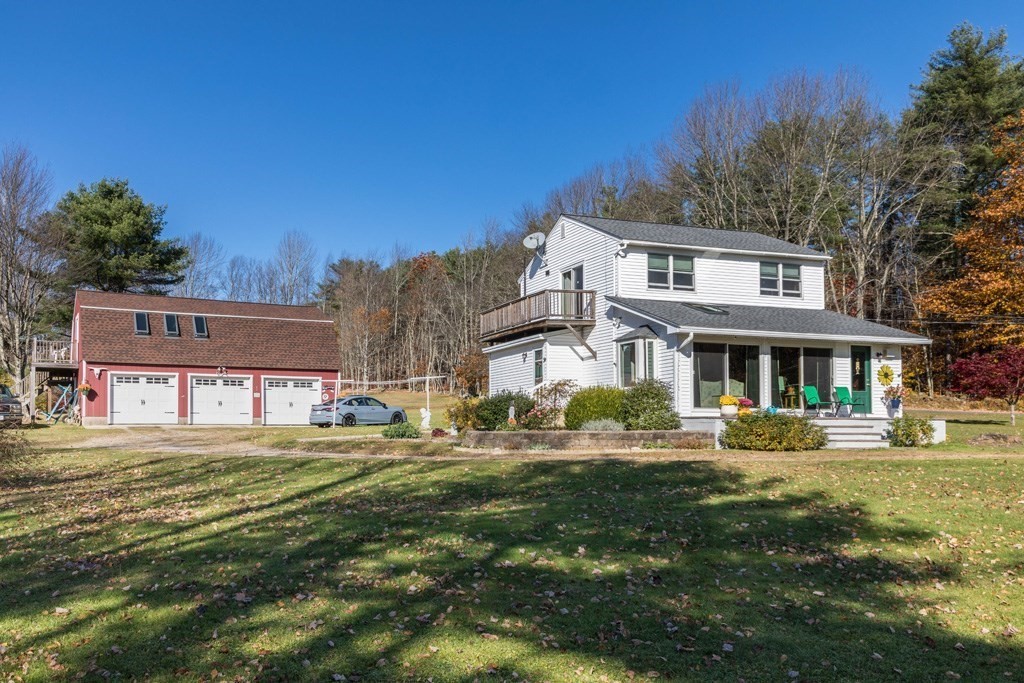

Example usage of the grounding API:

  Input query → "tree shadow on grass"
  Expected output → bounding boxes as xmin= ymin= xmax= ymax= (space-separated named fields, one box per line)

xmin=1 ymin=456 xmax=1022 ymax=681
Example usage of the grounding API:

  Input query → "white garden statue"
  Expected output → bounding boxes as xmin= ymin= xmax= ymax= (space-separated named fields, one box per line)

xmin=419 ymin=407 xmax=431 ymax=430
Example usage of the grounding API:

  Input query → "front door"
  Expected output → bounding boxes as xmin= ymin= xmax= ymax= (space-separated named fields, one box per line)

xmin=850 ymin=346 xmax=871 ymax=415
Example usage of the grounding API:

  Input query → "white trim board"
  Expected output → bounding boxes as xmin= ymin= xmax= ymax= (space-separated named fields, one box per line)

xmin=79 ymin=305 xmax=334 ymax=324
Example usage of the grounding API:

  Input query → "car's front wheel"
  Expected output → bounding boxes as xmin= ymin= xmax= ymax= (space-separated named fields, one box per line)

xmin=342 ymin=413 xmax=357 ymax=427
xmin=390 ymin=412 xmax=405 ymax=424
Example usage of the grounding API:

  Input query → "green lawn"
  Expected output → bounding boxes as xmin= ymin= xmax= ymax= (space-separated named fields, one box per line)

xmin=2 ymin=447 xmax=1023 ymax=680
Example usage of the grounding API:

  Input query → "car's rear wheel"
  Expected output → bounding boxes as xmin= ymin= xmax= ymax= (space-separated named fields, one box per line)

xmin=343 ymin=413 xmax=357 ymax=427
xmin=390 ymin=412 xmax=404 ymax=424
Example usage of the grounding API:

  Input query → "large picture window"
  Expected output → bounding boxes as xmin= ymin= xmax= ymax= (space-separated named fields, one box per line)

xmin=648 ymin=253 xmax=695 ymax=291
xmin=693 ymin=343 xmax=760 ymax=409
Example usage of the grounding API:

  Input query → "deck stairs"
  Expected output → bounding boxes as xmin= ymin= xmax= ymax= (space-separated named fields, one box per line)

xmin=812 ymin=418 xmax=890 ymax=449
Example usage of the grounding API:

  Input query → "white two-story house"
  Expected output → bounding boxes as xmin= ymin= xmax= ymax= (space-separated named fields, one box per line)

xmin=480 ymin=214 xmax=929 ymax=421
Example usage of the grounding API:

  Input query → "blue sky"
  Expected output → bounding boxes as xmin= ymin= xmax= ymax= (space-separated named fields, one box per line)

xmin=3 ymin=1 xmax=1022 ymax=261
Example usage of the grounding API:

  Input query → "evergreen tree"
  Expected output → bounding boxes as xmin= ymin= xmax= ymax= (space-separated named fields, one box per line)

xmin=48 ymin=178 xmax=187 ymax=326
xmin=906 ymin=23 xmax=1024 ymax=231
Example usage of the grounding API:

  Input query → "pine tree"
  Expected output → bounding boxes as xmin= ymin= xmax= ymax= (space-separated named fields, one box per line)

xmin=906 ymin=23 xmax=1024 ymax=229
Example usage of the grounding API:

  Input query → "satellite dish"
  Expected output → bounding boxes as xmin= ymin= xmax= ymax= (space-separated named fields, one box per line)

xmin=523 ymin=232 xmax=546 ymax=250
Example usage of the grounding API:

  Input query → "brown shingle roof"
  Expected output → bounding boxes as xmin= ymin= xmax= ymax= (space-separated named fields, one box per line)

xmin=76 ymin=291 xmax=340 ymax=371
xmin=75 ymin=290 xmax=330 ymax=320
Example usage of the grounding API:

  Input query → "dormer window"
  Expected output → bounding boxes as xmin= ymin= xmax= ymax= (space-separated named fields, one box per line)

xmin=164 ymin=314 xmax=179 ymax=337
xmin=193 ymin=315 xmax=208 ymax=338
xmin=647 ymin=253 xmax=695 ymax=291
xmin=760 ymin=262 xmax=801 ymax=297
xmin=134 ymin=312 xmax=150 ymax=335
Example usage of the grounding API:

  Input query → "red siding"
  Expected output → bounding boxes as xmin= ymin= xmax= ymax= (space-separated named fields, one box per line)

xmin=82 ymin=363 xmax=338 ymax=424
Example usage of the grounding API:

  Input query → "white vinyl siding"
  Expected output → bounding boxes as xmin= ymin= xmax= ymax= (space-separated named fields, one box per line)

xmin=523 ymin=217 xmax=619 ymax=387
xmin=488 ymin=341 xmax=545 ymax=395
xmin=618 ymin=248 xmax=825 ymax=309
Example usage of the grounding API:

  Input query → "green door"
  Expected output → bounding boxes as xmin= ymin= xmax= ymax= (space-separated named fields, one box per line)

xmin=850 ymin=346 xmax=871 ymax=415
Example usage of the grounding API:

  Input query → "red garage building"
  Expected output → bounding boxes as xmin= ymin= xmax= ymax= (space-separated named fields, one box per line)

xmin=70 ymin=291 xmax=341 ymax=426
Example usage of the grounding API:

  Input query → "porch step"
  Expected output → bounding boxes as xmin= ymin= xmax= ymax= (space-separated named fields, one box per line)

xmin=814 ymin=418 xmax=891 ymax=449
xmin=827 ymin=440 xmax=890 ymax=449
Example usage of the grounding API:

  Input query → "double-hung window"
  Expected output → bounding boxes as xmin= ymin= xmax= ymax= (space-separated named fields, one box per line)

xmin=760 ymin=262 xmax=801 ymax=297
xmin=533 ymin=349 xmax=543 ymax=385
xmin=647 ymin=253 xmax=695 ymax=291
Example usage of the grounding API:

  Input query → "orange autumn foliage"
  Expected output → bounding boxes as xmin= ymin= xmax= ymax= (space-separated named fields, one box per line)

xmin=920 ymin=110 xmax=1024 ymax=351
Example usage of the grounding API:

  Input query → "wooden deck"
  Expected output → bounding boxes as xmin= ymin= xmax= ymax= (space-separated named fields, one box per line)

xmin=480 ymin=289 xmax=596 ymax=343
xmin=31 ymin=339 xmax=75 ymax=369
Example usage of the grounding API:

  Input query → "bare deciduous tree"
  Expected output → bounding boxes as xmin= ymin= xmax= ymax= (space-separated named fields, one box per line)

xmin=0 ymin=145 xmax=60 ymax=389
xmin=172 ymin=232 xmax=226 ymax=299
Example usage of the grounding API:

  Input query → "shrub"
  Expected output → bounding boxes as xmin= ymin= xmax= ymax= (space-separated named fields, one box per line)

xmin=382 ymin=421 xmax=420 ymax=439
xmin=445 ymin=397 xmax=481 ymax=432
xmin=564 ymin=386 xmax=626 ymax=430
xmin=641 ymin=441 xmax=674 ymax=449
xmin=885 ymin=416 xmax=935 ymax=447
xmin=622 ymin=380 xmax=680 ymax=430
xmin=431 ymin=428 xmax=448 ymax=438
xmin=534 ymin=379 xmax=579 ymax=412
xmin=579 ymin=418 xmax=625 ymax=431
xmin=519 ymin=406 xmax=558 ymax=430
xmin=474 ymin=391 xmax=536 ymax=431
xmin=719 ymin=412 xmax=827 ymax=451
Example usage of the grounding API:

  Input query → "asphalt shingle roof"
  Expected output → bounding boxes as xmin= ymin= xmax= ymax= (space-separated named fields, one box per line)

xmin=607 ymin=297 xmax=929 ymax=343
xmin=76 ymin=291 xmax=342 ymax=370
xmin=565 ymin=214 xmax=825 ymax=258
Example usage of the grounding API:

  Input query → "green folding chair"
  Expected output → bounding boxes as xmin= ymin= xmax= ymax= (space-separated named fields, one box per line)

xmin=834 ymin=387 xmax=866 ymax=418
xmin=801 ymin=385 xmax=837 ymax=417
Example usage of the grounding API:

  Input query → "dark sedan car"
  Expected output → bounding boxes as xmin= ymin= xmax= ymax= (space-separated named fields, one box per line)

xmin=309 ymin=394 xmax=407 ymax=427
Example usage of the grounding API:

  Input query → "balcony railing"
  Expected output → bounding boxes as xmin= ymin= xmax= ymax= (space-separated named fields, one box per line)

xmin=480 ymin=289 xmax=596 ymax=342
xmin=32 ymin=339 xmax=74 ymax=367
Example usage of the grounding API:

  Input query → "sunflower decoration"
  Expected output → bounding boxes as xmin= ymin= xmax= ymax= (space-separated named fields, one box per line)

xmin=876 ymin=365 xmax=895 ymax=387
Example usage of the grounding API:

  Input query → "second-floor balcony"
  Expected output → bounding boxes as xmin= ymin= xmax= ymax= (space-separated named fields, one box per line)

xmin=480 ymin=289 xmax=596 ymax=343
xmin=32 ymin=339 xmax=74 ymax=368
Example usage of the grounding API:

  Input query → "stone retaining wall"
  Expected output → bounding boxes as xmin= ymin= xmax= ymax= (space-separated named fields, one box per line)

xmin=461 ymin=429 xmax=715 ymax=450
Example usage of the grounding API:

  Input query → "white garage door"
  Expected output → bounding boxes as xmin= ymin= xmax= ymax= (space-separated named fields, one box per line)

xmin=110 ymin=374 xmax=178 ymax=425
xmin=264 ymin=378 xmax=321 ymax=425
xmin=190 ymin=376 xmax=252 ymax=425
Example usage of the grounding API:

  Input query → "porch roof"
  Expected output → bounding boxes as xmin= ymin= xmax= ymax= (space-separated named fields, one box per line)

xmin=607 ymin=297 xmax=930 ymax=345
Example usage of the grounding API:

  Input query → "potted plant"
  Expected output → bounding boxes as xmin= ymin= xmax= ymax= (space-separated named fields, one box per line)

xmin=719 ymin=394 xmax=739 ymax=418
xmin=77 ymin=382 xmax=93 ymax=397
xmin=883 ymin=384 xmax=907 ymax=410
xmin=737 ymin=397 xmax=754 ymax=415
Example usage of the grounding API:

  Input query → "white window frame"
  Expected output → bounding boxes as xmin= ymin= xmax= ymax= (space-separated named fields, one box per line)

xmin=760 ymin=262 xmax=802 ymax=298
xmin=647 ymin=253 xmax=695 ymax=291
xmin=618 ymin=339 xmax=657 ymax=387
xmin=533 ymin=349 xmax=544 ymax=385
